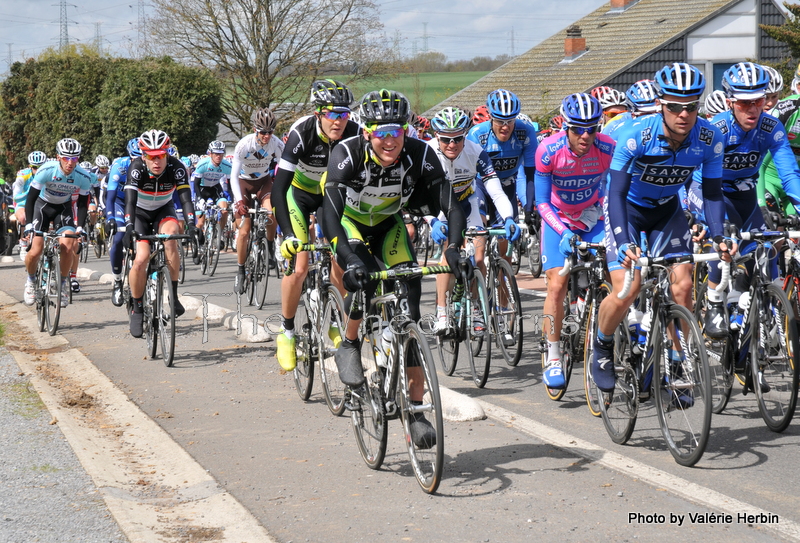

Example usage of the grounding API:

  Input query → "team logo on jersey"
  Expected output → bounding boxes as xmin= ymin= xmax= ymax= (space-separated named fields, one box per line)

xmin=492 ymin=157 xmax=519 ymax=171
xmin=713 ymin=120 xmax=728 ymax=135
xmin=626 ymin=138 xmax=637 ymax=151
xmin=714 ymin=142 xmax=724 ymax=155
xmin=640 ymin=164 xmax=694 ymax=186
xmin=337 ymin=156 xmax=351 ymax=170
xmin=541 ymin=154 xmax=551 ymax=166
xmin=174 ymin=168 xmax=186 ymax=180
xmin=293 ymin=142 xmax=303 ymax=154
xmin=698 ymin=127 xmax=714 ymax=145
xmin=775 ymin=131 xmax=785 ymax=143
xmin=641 ymin=127 xmax=652 ymax=145
xmin=130 ymin=169 xmax=141 ymax=180
xmin=723 ymin=151 xmax=760 ymax=171
xmin=760 ymin=117 xmax=778 ymax=133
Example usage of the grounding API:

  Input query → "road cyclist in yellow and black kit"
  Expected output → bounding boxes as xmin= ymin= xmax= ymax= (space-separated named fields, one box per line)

xmin=323 ymin=89 xmax=471 ymax=447
xmin=272 ymin=79 xmax=360 ymax=371
xmin=123 ymin=130 xmax=198 ymax=338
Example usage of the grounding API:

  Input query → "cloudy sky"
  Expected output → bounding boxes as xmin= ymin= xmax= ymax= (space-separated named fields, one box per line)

xmin=1 ymin=0 xmax=616 ymax=70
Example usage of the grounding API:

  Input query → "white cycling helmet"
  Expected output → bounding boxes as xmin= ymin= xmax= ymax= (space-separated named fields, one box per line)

xmin=56 ymin=138 xmax=81 ymax=158
xmin=704 ymin=90 xmax=729 ymax=117
xmin=95 ymin=154 xmax=110 ymax=168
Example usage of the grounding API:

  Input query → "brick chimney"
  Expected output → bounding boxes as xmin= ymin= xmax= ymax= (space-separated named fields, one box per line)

xmin=610 ymin=0 xmax=637 ymax=9
xmin=564 ymin=25 xmax=586 ymax=59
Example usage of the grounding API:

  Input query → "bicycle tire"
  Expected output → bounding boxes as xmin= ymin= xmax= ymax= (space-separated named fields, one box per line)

xmin=45 ymin=251 xmax=62 ymax=336
xmin=527 ymin=227 xmax=542 ymax=278
xmin=144 ymin=271 xmax=159 ymax=359
xmin=751 ymin=283 xmax=799 ymax=433
xmin=693 ymin=282 xmax=734 ymax=414
xmin=435 ymin=289 xmax=459 ymax=376
xmin=598 ymin=317 xmax=638 ymax=444
xmin=157 ymin=269 xmax=177 ymax=367
xmin=399 ymin=322 xmax=444 ymax=494
xmin=491 ymin=258 xmax=523 ymax=367
xmin=93 ymin=230 xmax=103 ymax=259
xmin=653 ymin=304 xmax=712 ymax=467
xmin=208 ymin=223 xmax=221 ymax=277
xmin=177 ymin=241 xmax=186 ymax=285
xmin=583 ymin=282 xmax=610 ymax=417
xmin=292 ymin=287 xmax=315 ymax=401
xmin=467 ymin=273 xmax=491 ymax=388
xmin=36 ymin=258 xmax=47 ymax=332
xmin=319 ymin=285 xmax=347 ymax=416
xmin=255 ymin=238 xmax=270 ymax=309
xmin=351 ymin=326 xmax=388 ymax=470
xmin=510 ymin=238 xmax=521 ymax=275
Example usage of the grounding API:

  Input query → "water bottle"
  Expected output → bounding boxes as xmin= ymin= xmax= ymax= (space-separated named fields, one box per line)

xmin=641 ymin=308 xmax=652 ymax=333
xmin=308 ymin=289 xmax=319 ymax=322
xmin=375 ymin=322 xmax=392 ymax=368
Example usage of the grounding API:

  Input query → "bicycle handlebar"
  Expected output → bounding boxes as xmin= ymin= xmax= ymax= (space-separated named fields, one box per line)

xmin=618 ymin=252 xmax=729 ymax=299
xmin=558 ymin=241 xmax=606 ymax=277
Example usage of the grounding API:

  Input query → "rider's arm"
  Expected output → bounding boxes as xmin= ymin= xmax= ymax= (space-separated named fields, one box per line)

xmin=323 ymin=145 xmax=357 ymax=262
xmin=229 ymin=142 xmax=246 ymax=203
xmin=607 ymin=169 xmax=633 ymax=248
xmin=477 ymin=150 xmax=514 ymax=220
xmin=272 ymin=167 xmax=295 ymax=236
xmin=433 ymin=176 xmax=466 ymax=248
xmin=75 ymin=192 xmax=89 ymax=229
xmin=766 ymin=123 xmax=800 ymax=208
xmin=175 ymin=162 xmax=196 ymax=225
xmin=24 ymin=186 xmax=41 ymax=226
xmin=699 ymin=125 xmax=726 ymax=239
xmin=533 ymin=143 xmax=570 ymax=236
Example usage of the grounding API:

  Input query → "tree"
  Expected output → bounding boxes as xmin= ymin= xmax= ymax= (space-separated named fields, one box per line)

xmin=760 ymin=3 xmax=800 ymax=93
xmin=148 ymin=0 xmax=397 ymax=137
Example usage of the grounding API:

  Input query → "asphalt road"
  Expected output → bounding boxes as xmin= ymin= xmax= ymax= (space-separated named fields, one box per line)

xmin=1 ymin=245 xmax=798 ymax=543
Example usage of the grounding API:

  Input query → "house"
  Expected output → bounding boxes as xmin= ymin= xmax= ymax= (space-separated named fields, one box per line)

xmin=426 ymin=0 xmax=790 ymax=119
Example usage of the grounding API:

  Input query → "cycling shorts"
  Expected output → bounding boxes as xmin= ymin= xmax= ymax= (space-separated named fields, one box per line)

xmin=541 ymin=217 xmax=605 ymax=272
xmin=237 ymin=178 xmax=273 ymax=217
xmin=439 ymin=192 xmax=483 ymax=229
xmin=132 ymin=203 xmax=179 ymax=237
xmin=284 ymin=185 xmax=323 ymax=243
xmin=32 ymin=199 xmax=75 ymax=234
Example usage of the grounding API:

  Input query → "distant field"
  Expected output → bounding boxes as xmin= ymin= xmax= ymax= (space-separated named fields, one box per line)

xmin=339 ymin=71 xmax=489 ymax=114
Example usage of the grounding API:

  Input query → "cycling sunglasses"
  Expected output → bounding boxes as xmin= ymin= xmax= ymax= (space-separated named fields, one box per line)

xmin=367 ymin=126 xmax=405 ymax=139
xmin=438 ymin=135 xmax=465 ymax=145
xmin=567 ymin=125 xmax=599 ymax=136
xmin=320 ymin=110 xmax=350 ymax=121
xmin=660 ymin=100 xmax=700 ymax=114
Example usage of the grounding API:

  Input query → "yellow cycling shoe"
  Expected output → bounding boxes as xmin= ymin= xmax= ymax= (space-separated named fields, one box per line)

xmin=276 ymin=333 xmax=297 ymax=371
xmin=328 ymin=323 xmax=342 ymax=348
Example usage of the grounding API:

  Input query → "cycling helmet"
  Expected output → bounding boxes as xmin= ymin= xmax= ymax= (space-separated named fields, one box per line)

xmin=167 ymin=144 xmax=179 ymax=157
xmin=207 ymin=140 xmax=226 ymax=154
xmin=560 ymin=93 xmax=603 ymax=127
xmin=653 ymin=63 xmax=705 ymax=97
xmin=310 ymin=79 xmax=353 ymax=109
xmin=56 ymin=138 xmax=81 ymax=158
xmin=625 ymin=80 xmax=659 ymax=114
xmin=416 ymin=116 xmax=431 ymax=132
xmin=431 ymin=107 xmax=471 ymax=134
xmin=486 ymin=89 xmax=521 ymax=120
xmin=94 ymin=155 xmax=110 ymax=168
xmin=359 ymin=89 xmax=410 ymax=125
xmin=472 ymin=105 xmax=491 ymax=125
xmin=764 ymin=66 xmax=784 ymax=94
xmin=127 ymin=137 xmax=142 ymax=158
xmin=253 ymin=107 xmax=277 ymax=132
xmin=548 ymin=115 xmax=565 ymax=131
xmin=189 ymin=154 xmax=200 ymax=166
xmin=591 ymin=86 xmax=626 ymax=110
xmin=79 ymin=161 xmax=92 ymax=170
xmin=722 ymin=62 xmax=769 ymax=99
xmin=27 ymin=151 xmax=47 ymax=166
xmin=704 ymin=90 xmax=729 ymax=116
xmin=138 ymin=129 xmax=171 ymax=156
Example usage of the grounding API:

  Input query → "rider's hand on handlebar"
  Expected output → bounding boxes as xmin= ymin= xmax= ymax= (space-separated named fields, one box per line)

xmin=616 ymin=242 xmax=641 ymax=269
xmin=713 ymin=235 xmax=737 ymax=262
xmin=342 ymin=253 xmax=369 ymax=292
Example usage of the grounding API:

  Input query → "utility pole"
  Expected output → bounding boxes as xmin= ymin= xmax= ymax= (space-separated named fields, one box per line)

xmin=94 ymin=22 xmax=102 ymax=52
xmin=422 ymin=22 xmax=429 ymax=53
xmin=511 ymin=27 xmax=515 ymax=57
xmin=6 ymin=43 xmax=12 ymax=74
xmin=412 ymin=39 xmax=418 ymax=57
xmin=55 ymin=0 xmax=77 ymax=51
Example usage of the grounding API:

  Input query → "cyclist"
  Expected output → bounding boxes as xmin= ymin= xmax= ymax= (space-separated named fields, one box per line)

xmin=322 ymin=89 xmax=470 ymax=448
xmin=591 ymin=86 xmax=628 ymax=125
xmin=230 ymin=107 xmax=285 ymax=294
xmin=426 ymin=106 xmax=517 ymax=333
xmin=704 ymin=90 xmax=729 ymax=120
xmin=603 ymin=80 xmax=659 ymax=139
xmin=472 ymin=105 xmax=491 ymax=125
xmin=67 ymin=161 xmax=99 ymax=293
xmin=94 ymin=155 xmax=111 ymax=211
xmin=192 ymin=140 xmax=232 ymax=238
xmin=21 ymin=138 xmax=93 ymax=309
xmin=106 ymin=138 xmax=141 ymax=306
xmin=763 ymin=65 xmax=783 ymax=112
xmin=13 ymin=151 xmax=48 ymax=259
xmin=536 ymin=93 xmax=615 ymax=389
xmin=591 ymin=63 xmax=729 ymax=392
xmin=123 ymin=130 xmax=197 ymax=338
xmin=272 ymin=79 xmax=359 ymax=371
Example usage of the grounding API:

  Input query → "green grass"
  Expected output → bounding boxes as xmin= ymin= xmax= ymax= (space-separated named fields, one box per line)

xmin=4 ymin=382 xmax=45 ymax=419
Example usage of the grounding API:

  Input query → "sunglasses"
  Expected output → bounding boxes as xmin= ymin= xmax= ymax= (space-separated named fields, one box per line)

xmin=733 ymin=97 xmax=766 ymax=109
xmin=321 ymin=110 xmax=350 ymax=121
xmin=491 ymin=117 xmax=516 ymax=126
xmin=568 ymin=125 xmax=599 ymax=136
xmin=257 ymin=129 xmax=274 ymax=136
xmin=60 ymin=156 xmax=80 ymax=163
xmin=660 ymin=100 xmax=700 ymax=114
xmin=368 ymin=127 xmax=404 ymax=139
xmin=438 ymin=135 xmax=465 ymax=145
xmin=144 ymin=153 xmax=167 ymax=160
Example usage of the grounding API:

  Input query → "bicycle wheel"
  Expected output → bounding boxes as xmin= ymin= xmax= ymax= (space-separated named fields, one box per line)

xmin=653 ymin=304 xmax=712 ymax=467
xmin=255 ymin=238 xmax=270 ymax=309
xmin=158 ymin=269 xmax=177 ymax=367
xmin=490 ymin=259 xmax=523 ymax=366
xmin=93 ymin=229 xmax=104 ymax=259
xmin=351 ymin=326 xmax=388 ymax=470
xmin=467 ymin=273 xmax=491 ymax=388
xmin=292 ymin=288 xmax=315 ymax=401
xmin=208 ymin=223 xmax=221 ymax=277
xmin=199 ymin=226 xmax=210 ymax=276
xmin=751 ymin=283 xmax=799 ymax=433
xmin=544 ymin=292 xmax=579 ymax=401
xmin=177 ymin=241 xmax=186 ymax=284
xmin=510 ymin=238 xmax=521 ymax=275
xmin=319 ymin=285 xmax=347 ymax=416
xmin=144 ymin=271 xmax=159 ymax=359
xmin=45 ymin=252 xmax=62 ymax=336
xmin=435 ymin=288 xmax=459 ymax=375
xmin=598 ymin=319 xmax=638 ymax=444
xmin=584 ymin=282 xmax=610 ymax=417
xmin=80 ymin=239 xmax=88 ymax=263
xmin=527 ymin=227 xmax=542 ymax=278
xmin=399 ymin=322 xmax=444 ymax=494
xmin=693 ymin=282 xmax=734 ymax=414
xmin=416 ymin=222 xmax=430 ymax=266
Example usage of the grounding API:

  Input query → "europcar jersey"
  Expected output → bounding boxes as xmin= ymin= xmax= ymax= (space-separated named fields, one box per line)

xmin=278 ymin=115 xmax=360 ymax=195
xmin=535 ymin=130 xmax=615 ymax=234
xmin=610 ymin=114 xmax=724 ymax=208
xmin=756 ymin=98 xmax=800 ymax=212
xmin=125 ymin=155 xmax=189 ymax=211
xmin=30 ymin=162 xmax=93 ymax=204
xmin=467 ymin=116 xmax=538 ymax=186
xmin=192 ymin=156 xmax=232 ymax=188
xmin=325 ymin=135 xmax=446 ymax=226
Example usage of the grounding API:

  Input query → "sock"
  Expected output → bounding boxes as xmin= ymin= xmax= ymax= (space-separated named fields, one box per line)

xmin=70 ymin=271 xmax=76 ymax=279
xmin=113 ymin=273 xmax=122 ymax=281
xmin=133 ymin=296 xmax=144 ymax=313
xmin=344 ymin=337 xmax=359 ymax=346
xmin=282 ymin=316 xmax=295 ymax=335
xmin=547 ymin=340 xmax=560 ymax=361
xmin=172 ymin=280 xmax=179 ymax=298
xmin=28 ymin=273 xmax=35 ymax=282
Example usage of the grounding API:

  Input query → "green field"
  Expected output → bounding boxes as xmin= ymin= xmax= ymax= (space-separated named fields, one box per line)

xmin=340 ymin=71 xmax=489 ymax=114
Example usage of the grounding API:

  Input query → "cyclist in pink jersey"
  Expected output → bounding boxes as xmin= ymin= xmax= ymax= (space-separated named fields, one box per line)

xmin=535 ymin=93 xmax=615 ymax=390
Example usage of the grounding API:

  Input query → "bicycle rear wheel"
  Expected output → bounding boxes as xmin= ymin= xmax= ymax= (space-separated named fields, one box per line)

xmin=527 ymin=227 xmax=542 ymax=278
xmin=653 ymin=304 xmax=712 ymax=467
xmin=158 ymin=269 xmax=177 ymax=367
xmin=255 ymin=238 xmax=270 ymax=309
xmin=36 ymin=263 xmax=46 ymax=332
xmin=510 ymin=238 xmax=521 ymax=275
xmin=144 ymin=271 xmax=159 ymax=359
xmin=490 ymin=259 xmax=523 ymax=366
xmin=45 ymin=253 xmax=62 ymax=336
xmin=292 ymin=288 xmax=315 ymax=401
xmin=583 ymin=283 xmax=610 ymax=417
xmin=694 ymin=282 xmax=734 ymax=414
xmin=208 ymin=223 xmax=221 ymax=277
xmin=751 ymin=283 xmax=799 ymax=433
xmin=435 ymin=291 xmax=459 ymax=376
xmin=400 ymin=322 xmax=444 ymax=494
xmin=319 ymin=286 xmax=347 ymax=416
xmin=351 ymin=327 xmax=388 ymax=469
xmin=467 ymin=273 xmax=491 ymax=388
xmin=177 ymin=241 xmax=186 ymax=284
xmin=598 ymin=319 xmax=638 ymax=444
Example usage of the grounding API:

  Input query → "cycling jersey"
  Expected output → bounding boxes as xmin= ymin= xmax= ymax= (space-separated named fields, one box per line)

xmin=467 ymin=117 xmax=538 ymax=189
xmin=12 ymin=167 xmax=39 ymax=207
xmin=757 ymin=97 xmax=800 ymax=214
xmin=230 ymin=133 xmax=285 ymax=203
xmin=601 ymin=111 xmax=635 ymax=140
xmin=29 ymin=162 xmax=93 ymax=206
xmin=192 ymin=156 xmax=232 ymax=190
xmin=125 ymin=156 xmax=194 ymax=227
xmin=535 ymin=130 xmax=615 ymax=236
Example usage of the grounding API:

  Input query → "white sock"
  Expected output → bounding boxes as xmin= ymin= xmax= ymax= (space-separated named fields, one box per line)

xmin=283 ymin=328 xmax=295 ymax=339
xmin=548 ymin=340 xmax=560 ymax=361
xmin=707 ymin=288 xmax=723 ymax=303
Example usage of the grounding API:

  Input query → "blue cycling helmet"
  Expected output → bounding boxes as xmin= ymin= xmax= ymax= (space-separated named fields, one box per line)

xmin=625 ymin=80 xmax=659 ymax=114
xmin=127 ymin=137 xmax=142 ymax=158
xmin=430 ymin=107 xmax=471 ymax=134
xmin=559 ymin=93 xmax=603 ymax=127
xmin=486 ymin=89 xmax=521 ymax=120
xmin=653 ymin=63 xmax=705 ymax=98
xmin=722 ymin=62 xmax=769 ymax=100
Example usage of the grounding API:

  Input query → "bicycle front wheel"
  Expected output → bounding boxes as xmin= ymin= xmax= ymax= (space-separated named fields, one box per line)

xmin=467 ymin=273 xmax=491 ymax=388
xmin=527 ymin=227 xmax=542 ymax=278
xmin=583 ymin=282 xmax=611 ymax=417
xmin=177 ymin=241 xmax=186 ymax=285
xmin=319 ymin=286 xmax=347 ymax=416
xmin=490 ymin=259 xmax=523 ymax=367
xmin=694 ymin=282 xmax=734 ymax=414
xmin=598 ymin=319 xmax=638 ymax=444
xmin=158 ymin=269 xmax=177 ymax=367
xmin=36 ymin=263 xmax=46 ymax=332
xmin=751 ymin=283 xmax=799 ymax=433
xmin=653 ymin=304 xmax=712 ymax=467
xmin=292 ymin=288 xmax=315 ymax=401
xmin=208 ymin=223 xmax=221 ymax=277
xmin=351 ymin=327 xmax=388 ymax=470
xmin=399 ymin=322 xmax=444 ymax=494
xmin=45 ymin=253 xmax=62 ymax=336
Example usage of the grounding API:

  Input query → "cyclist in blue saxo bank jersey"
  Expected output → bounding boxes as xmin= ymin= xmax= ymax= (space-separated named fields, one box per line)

xmin=123 ymin=130 xmax=197 ymax=338
xmin=322 ymin=89 xmax=471 ymax=448
xmin=536 ymin=93 xmax=615 ymax=389
xmin=273 ymin=79 xmax=360 ymax=372
xmin=591 ymin=63 xmax=733 ymax=392
xmin=21 ymin=138 xmax=93 ymax=309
